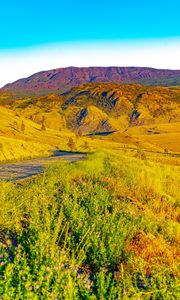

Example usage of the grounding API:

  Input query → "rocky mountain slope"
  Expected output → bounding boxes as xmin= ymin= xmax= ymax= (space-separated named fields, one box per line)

xmin=2 ymin=67 xmax=180 ymax=96
xmin=60 ymin=83 xmax=180 ymax=132
xmin=2 ymin=83 xmax=179 ymax=134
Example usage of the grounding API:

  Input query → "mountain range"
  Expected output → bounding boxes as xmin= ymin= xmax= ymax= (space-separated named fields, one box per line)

xmin=2 ymin=66 xmax=180 ymax=96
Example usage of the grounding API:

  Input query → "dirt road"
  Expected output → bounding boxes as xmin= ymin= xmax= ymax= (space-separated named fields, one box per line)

xmin=0 ymin=151 xmax=86 ymax=181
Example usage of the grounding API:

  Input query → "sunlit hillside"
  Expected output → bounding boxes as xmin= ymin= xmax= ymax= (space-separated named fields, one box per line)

xmin=0 ymin=83 xmax=179 ymax=162
xmin=0 ymin=103 xmax=75 ymax=162
xmin=60 ymin=83 xmax=180 ymax=131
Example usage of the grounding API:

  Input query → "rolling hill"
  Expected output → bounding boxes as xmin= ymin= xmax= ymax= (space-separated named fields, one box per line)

xmin=0 ymin=82 xmax=180 ymax=159
xmin=2 ymin=66 xmax=180 ymax=96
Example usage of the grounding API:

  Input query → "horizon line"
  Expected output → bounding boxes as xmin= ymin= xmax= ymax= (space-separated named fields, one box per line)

xmin=0 ymin=38 xmax=180 ymax=87
xmin=2 ymin=65 xmax=180 ymax=86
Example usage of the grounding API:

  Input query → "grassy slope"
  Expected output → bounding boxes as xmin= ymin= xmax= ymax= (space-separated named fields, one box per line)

xmin=0 ymin=150 xmax=179 ymax=299
xmin=0 ymin=104 xmax=134 ymax=162
xmin=0 ymin=83 xmax=180 ymax=163
xmin=0 ymin=105 xmax=70 ymax=162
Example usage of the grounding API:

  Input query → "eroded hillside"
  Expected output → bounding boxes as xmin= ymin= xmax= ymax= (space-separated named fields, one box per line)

xmin=0 ymin=83 xmax=180 ymax=160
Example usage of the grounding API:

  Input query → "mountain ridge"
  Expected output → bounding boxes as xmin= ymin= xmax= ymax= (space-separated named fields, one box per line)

xmin=2 ymin=66 xmax=180 ymax=96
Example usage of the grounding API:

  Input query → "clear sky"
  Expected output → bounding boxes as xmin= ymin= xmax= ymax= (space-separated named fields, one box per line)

xmin=0 ymin=0 xmax=180 ymax=86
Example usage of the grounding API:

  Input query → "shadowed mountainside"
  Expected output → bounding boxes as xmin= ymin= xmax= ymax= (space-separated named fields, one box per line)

xmin=2 ymin=66 xmax=180 ymax=96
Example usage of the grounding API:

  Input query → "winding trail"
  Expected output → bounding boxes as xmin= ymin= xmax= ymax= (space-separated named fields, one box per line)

xmin=0 ymin=151 xmax=86 ymax=181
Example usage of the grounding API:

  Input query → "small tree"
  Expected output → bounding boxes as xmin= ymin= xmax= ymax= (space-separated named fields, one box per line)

xmin=136 ymin=147 xmax=146 ymax=160
xmin=82 ymin=141 xmax=89 ymax=150
xmin=0 ymin=143 xmax=3 ymax=152
xmin=67 ymin=137 xmax=76 ymax=151
xmin=76 ymin=129 xmax=82 ymax=139
xmin=21 ymin=121 xmax=25 ymax=134
xmin=41 ymin=116 xmax=46 ymax=131
xmin=13 ymin=121 xmax=18 ymax=128
xmin=41 ymin=122 xmax=46 ymax=131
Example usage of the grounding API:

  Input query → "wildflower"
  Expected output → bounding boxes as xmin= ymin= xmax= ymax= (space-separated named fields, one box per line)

xmin=0 ymin=261 xmax=5 ymax=266
xmin=6 ymin=239 xmax=11 ymax=246
xmin=61 ymin=262 xmax=64 ymax=267
xmin=85 ymin=284 xmax=91 ymax=289
xmin=105 ymin=268 xmax=108 ymax=272
xmin=35 ymin=284 xmax=39 ymax=289
xmin=22 ymin=276 xmax=26 ymax=280
xmin=54 ymin=266 xmax=58 ymax=271
xmin=73 ymin=267 xmax=78 ymax=273
xmin=123 ymin=289 xmax=127 ymax=295
xmin=46 ymin=266 xmax=50 ymax=271
xmin=114 ymin=271 xmax=120 ymax=279
xmin=29 ymin=286 xmax=33 ymax=291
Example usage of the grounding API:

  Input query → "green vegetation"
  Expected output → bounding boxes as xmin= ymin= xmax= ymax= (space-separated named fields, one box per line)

xmin=0 ymin=150 xmax=179 ymax=299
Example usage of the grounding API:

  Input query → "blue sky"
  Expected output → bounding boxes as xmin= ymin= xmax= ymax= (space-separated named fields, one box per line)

xmin=1 ymin=0 xmax=180 ymax=49
xmin=0 ymin=0 xmax=180 ymax=86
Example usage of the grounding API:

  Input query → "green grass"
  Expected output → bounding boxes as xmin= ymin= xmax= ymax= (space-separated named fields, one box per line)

xmin=0 ymin=151 xmax=179 ymax=299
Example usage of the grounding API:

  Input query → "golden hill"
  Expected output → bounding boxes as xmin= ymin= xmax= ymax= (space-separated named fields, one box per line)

xmin=61 ymin=83 xmax=180 ymax=130
xmin=0 ymin=83 xmax=179 ymax=161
